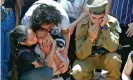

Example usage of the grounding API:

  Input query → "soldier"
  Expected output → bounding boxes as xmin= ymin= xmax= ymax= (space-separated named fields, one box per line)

xmin=71 ymin=0 xmax=122 ymax=80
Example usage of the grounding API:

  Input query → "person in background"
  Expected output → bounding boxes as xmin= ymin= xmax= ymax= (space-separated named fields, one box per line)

xmin=10 ymin=25 xmax=54 ymax=80
xmin=109 ymin=0 xmax=133 ymax=79
xmin=19 ymin=0 xmax=37 ymax=19
xmin=122 ymin=51 xmax=133 ymax=80
xmin=1 ymin=0 xmax=18 ymax=79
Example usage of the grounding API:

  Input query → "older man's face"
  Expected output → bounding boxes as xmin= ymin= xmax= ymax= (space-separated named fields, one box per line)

xmin=90 ymin=13 xmax=105 ymax=26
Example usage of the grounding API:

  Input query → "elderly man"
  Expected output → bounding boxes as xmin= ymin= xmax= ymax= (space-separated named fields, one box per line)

xmin=71 ymin=0 xmax=122 ymax=80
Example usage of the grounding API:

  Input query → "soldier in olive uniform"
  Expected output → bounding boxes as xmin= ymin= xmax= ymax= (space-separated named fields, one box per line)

xmin=71 ymin=0 xmax=122 ymax=80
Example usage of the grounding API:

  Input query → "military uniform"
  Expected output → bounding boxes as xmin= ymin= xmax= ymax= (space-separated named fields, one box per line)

xmin=71 ymin=0 xmax=122 ymax=80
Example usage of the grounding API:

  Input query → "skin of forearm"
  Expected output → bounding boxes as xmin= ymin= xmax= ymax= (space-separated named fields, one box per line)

xmin=74 ymin=11 xmax=88 ymax=25
xmin=54 ymin=54 xmax=62 ymax=69
xmin=14 ymin=0 xmax=22 ymax=25
xmin=106 ymin=0 xmax=111 ymax=14
xmin=122 ymin=73 xmax=131 ymax=80
xmin=54 ymin=54 xmax=67 ymax=73
xmin=45 ymin=44 xmax=55 ymax=68
xmin=63 ymin=33 xmax=70 ymax=50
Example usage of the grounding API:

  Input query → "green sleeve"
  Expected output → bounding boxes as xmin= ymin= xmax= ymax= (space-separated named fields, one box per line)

xmin=102 ymin=22 xmax=120 ymax=52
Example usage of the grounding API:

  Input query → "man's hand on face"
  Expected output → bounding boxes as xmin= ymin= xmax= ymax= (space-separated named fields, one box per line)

xmin=126 ymin=22 xmax=133 ymax=37
xmin=88 ymin=24 xmax=99 ymax=42
xmin=100 ymin=14 xmax=109 ymax=27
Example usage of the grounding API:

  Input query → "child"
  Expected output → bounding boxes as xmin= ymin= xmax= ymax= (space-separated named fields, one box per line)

xmin=36 ymin=30 xmax=69 ymax=80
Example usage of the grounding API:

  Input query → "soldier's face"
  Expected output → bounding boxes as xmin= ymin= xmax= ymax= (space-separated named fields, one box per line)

xmin=90 ymin=14 xmax=105 ymax=26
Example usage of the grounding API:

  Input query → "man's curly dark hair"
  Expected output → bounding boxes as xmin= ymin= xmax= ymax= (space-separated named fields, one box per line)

xmin=31 ymin=4 xmax=62 ymax=32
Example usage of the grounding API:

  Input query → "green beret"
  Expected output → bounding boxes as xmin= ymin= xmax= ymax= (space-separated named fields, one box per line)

xmin=86 ymin=0 xmax=108 ymax=14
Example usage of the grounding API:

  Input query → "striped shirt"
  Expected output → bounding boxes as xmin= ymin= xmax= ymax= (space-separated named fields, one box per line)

xmin=110 ymin=0 xmax=133 ymax=25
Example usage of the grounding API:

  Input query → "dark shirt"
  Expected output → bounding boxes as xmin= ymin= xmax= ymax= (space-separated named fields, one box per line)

xmin=16 ymin=45 xmax=40 ymax=76
xmin=110 ymin=0 xmax=133 ymax=25
xmin=21 ymin=0 xmax=37 ymax=18
xmin=3 ymin=0 xmax=13 ymax=8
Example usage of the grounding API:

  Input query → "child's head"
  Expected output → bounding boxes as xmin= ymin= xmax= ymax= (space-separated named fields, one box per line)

xmin=36 ymin=29 xmax=49 ymax=43
xmin=10 ymin=25 xmax=37 ymax=46
xmin=36 ymin=29 xmax=52 ymax=54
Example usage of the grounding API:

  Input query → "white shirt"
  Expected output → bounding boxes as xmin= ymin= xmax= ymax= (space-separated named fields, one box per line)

xmin=21 ymin=0 xmax=70 ymax=31
xmin=59 ymin=0 xmax=88 ymax=19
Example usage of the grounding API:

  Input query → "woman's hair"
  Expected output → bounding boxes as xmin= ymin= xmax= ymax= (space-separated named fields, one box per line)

xmin=31 ymin=4 xmax=62 ymax=32
xmin=10 ymin=25 xmax=28 ymax=42
xmin=9 ymin=25 xmax=28 ymax=80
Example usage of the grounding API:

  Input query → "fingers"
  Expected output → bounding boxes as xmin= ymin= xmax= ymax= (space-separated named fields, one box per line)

xmin=101 ymin=15 xmax=109 ymax=27
xmin=126 ymin=29 xmax=133 ymax=37
xmin=42 ymin=37 xmax=51 ymax=48
xmin=89 ymin=24 xmax=99 ymax=33
xmin=47 ymin=33 xmax=55 ymax=44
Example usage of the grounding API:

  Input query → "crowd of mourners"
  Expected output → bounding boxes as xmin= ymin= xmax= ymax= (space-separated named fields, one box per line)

xmin=1 ymin=0 xmax=133 ymax=80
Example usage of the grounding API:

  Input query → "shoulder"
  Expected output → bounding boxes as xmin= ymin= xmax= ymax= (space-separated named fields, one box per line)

xmin=108 ymin=15 xmax=119 ymax=24
xmin=76 ymin=17 xmax=90 ymax=35
xmin=77 ymin=17 xmax=90 ymax=29
xmin=18 ymin=50 xmax=31 ymax=57
xmin=107 ymin=15 xmax=121 ymax=33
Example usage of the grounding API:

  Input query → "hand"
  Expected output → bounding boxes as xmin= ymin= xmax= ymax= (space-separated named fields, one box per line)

xmin=126 ymin=22 xmax=133 ymax=37
xmin=39 ymin=35 xmax=52 ymax=55
xmin=100 ymin=14 xmax=109 ymax=27
xmin=47 ymin=33 xmax=56 ymax=44
xmin=88 ymin=24 xmax=99 ymax=42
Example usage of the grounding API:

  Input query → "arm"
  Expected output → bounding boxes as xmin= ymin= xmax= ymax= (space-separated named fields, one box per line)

xmin=14 ymin=0 xmax=22 ymax=25
xmin=20 ymin=51 xmax=43 ymax=68
xmin=45 ymin=41 xmax=56 ymax=68
xmin=102 ymin=21 xmax=120 ymax=52
xmin=75 ymin=24 xmax=93 ymax=60
xmin=106 ymin=0 xmax=111 ymax=14
xmin=69 ymin=8 xmax=89 ymax=34
xmin=54 ymin=54 xmax=69 ymax=73
xmin=62 ymin=30 xmax=70 ymax=57
xmin=122 ymin=52 xmax=133 ymax=80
